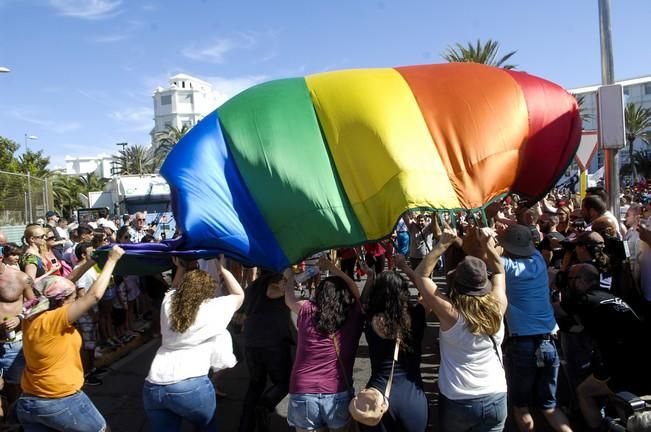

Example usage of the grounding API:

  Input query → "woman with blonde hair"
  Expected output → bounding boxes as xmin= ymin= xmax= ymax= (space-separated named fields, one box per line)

xmin=19 ymin=223 xmax=59 ymax=282
xmin=143 ymin=255 xmax=244 ymax=431
xmin=410 ymin=225 xmax=508 ymax=432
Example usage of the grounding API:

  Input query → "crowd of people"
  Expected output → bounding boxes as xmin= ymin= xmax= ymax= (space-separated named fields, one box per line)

xmin=0 ymin=182 xmax=650 ymax=431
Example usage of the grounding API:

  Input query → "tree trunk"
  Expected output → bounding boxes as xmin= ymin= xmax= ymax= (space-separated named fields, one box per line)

xmin=629 ymin=139 xmax=638 ymax=181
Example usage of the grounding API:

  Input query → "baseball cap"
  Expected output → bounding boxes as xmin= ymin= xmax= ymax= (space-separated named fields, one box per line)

xmin=498 ymin=224 xmax=536 ymax=257
xmin=45 ymin=210 xmax=59 ymax=219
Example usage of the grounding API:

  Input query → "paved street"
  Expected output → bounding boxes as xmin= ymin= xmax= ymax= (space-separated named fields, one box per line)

xmin=84 ymin=275 xmax=556 ymax=431
xmin=84 ymin=277 xmax=445 ymax=431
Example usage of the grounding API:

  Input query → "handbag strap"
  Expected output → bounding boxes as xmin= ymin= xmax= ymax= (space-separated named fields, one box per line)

xmin=384 ymin=338 xmax=400 ymax=399
xmin=489 ymin=335 xmax=503 ymax=368
xmin=331 ymin=334 xmax=353 ymax=392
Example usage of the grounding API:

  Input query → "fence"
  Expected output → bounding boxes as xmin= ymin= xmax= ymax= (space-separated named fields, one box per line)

xmin=0 ymin=170 xmax=50 ymax=225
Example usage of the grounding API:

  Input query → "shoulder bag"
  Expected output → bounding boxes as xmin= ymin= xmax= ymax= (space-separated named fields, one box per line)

xmin=347 ymin=337 xmax=400 ymax=426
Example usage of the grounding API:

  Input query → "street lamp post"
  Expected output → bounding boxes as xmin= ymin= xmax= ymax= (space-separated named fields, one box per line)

xmin=24 ymin=134 xmax=38 ymax=153
xmin=598 ymin=0 xmax=620 ymax=216
xmin=0 ymin=67 xmax=10 ymax=73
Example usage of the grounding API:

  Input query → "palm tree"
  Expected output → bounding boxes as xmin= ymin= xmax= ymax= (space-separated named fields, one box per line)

xmin=115 ymin=144 xmax=156 ymax=175
xmin=77 ymin=172 xmax=109 ymax=206
xmin=16 ymin=149 xmax=51 ymax=178
xmin=624 ymin=103 xmax=651 ymax=181
xmin=574 ymin=94 xmax=593 ymax=123
xmin=51 ymin=174 xmax=83 ymax=218
xmin=621 ymin=152 xmax=651 ymax=181
xmin=154 ymin=124 xmax=190 ymax=167
xmin=442 ymin=39 xmax=517 ymax=69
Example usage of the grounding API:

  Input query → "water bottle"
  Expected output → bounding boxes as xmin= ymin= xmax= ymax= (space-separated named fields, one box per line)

xmin=4 ymin=317 xmax=15 ymax=340
xmin=294 ymin=266 xmax=320 ymax=284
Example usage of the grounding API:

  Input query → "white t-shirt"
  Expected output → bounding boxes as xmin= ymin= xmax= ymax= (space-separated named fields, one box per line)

xmin=438 ymin=314 xmax=507 ymax=400
xmin=75 ymin=265 xmax=98 ymax=292
xmin=146 ymin=292 xmax=240 ymax=385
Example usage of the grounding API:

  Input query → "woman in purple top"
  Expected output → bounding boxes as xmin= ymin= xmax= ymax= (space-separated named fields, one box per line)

xmin=283 ymin=255 xmax=363 ymax=432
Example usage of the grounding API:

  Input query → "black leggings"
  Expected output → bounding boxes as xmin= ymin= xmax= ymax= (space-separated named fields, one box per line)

xmin=361 ymin=376 xmax=428 ymax=432
xmin=238 ymin=345 xmax=291 ymax=432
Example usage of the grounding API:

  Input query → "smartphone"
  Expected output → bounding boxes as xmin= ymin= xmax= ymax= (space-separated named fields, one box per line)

xmin=50 ymin=258 xmax=58 ymax=264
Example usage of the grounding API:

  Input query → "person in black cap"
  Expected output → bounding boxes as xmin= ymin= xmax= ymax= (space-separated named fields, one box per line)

xmin=44 ymin=210 xmax=65 ymax=261
xmin=405 ymin=224 xmax=508 ymax=431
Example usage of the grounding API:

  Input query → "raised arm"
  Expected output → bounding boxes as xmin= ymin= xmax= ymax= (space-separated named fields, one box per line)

xmin=216 ymin=255 xmax=245 ymax=309
xmin=67 ymin=246 xmax=124 ymax=323
xmin=413 ymin=226 xmax=459 ymax=328
xmin=318 ymin=255 xmax=360 ymax=302
xmin=477 ymin=227 xmax=507 ymax=315
xmin=357 ymin=252 xmax=375 ymax=307
xmin=282 ymin=268 xmax=305 ymax=314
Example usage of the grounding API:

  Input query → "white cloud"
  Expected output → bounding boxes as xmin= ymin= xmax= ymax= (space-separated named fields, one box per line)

xmin=49 ymin=0 xmax=122 ymax=20
xmin=182 ymin=39 xmax=236 ymax=64
xmin=91 ymin=33 xmax=128 ymax=43
xmin=10 ymin=109 xmax=81 ymax=133
xmin=110 ymin=107 xmax=153 ymax=132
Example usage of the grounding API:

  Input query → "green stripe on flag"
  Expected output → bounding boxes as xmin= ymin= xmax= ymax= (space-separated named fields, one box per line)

xmin=218 ymin=78 xmax=366 ymax=264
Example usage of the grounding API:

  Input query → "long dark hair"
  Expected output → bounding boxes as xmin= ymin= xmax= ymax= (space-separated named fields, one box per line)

xmin=312 ymin=276 xmax=355 ymax=335
xmin=367 ymin=271 xmax=411 ymax=346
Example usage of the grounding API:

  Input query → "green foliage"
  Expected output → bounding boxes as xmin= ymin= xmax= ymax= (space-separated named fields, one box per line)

xmin=51 ymin=174 xmax=83 ymax=219
xmin=624 ymin=103 xmax=651 ymax=181
xmin=574 ymin=94 xmax=593 ymax=123
xmin=115 ymin=144 xmax=156 ymax=175
xmin=16 ymin=150 xmax=51 ymax=178
xmin=442 ymin=39 xmax=517 ymax=69
xmin=0 ymin=136 xmax=19 ymax=172
xmin=154 ymin=124 xmax=190 ymax=167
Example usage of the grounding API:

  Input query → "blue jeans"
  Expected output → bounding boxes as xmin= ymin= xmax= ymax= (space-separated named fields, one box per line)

xmin=438 ymin=392 xmax=507 ymax=432
xmin=505 ymin=336 xmax=560 ymax=409
xmin=287 ymin=390 xmax=352 ymax=430
xmin=143 ymin=375 xmax=217 ymax=432
xmin=0 ymin=339 xmax=26 ymax=384
xmin=16 ymin=391 xmax=106 ymax=432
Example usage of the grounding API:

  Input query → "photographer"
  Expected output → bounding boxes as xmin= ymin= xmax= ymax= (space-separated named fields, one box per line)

xmin=558 ymin=264 xmax=648 ymax=430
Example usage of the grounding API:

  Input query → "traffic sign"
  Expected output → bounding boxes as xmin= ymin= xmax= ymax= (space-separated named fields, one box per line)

xmin=575 ymin=130 xmax=598 ymax=171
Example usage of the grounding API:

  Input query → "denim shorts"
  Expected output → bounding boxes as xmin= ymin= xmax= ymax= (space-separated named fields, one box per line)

xmin=16 ymin=391 xmax=106 ymax=432
xmin=287 ymin=390 xmax=352 ymax=430
xmin=0 ymin=339 xmax=26 ymax=384
xmin=439 ymin=392 xmax=507 ymax=432
xmin=505 ymin=336 xmax=560 ymax=409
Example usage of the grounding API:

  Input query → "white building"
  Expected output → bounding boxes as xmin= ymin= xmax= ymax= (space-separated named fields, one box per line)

xmin=570 ymin=75 xmax=651 ymax=172
xmin=65 ymin=154 xmax=116 ymax=179
xmin=151 ymin=73 xmax=221 ymax=146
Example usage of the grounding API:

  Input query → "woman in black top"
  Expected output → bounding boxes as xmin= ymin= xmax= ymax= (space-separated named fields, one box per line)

xmin=359 ymin=256 xmax=427 ymax=432
xmin=238 ymin=271 xmax=293 ymax=432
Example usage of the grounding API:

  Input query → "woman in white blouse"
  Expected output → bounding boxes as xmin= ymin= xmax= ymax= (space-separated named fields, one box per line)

xmin=143 ymin=255 xmax=244 ymax=431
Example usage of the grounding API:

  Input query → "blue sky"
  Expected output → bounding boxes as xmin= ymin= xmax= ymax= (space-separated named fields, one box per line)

xmin=1 ymin=0 xmax=649 ymax=169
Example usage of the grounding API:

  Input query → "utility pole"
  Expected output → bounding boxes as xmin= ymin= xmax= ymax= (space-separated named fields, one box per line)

xmin=598 ymin=0 xmax=620 ymax=216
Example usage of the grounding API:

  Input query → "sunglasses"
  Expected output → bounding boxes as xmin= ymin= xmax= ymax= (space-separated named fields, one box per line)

xmin=137 ymin=218 xmax=146 ymax=222
xmin=46 ymin=236 xmax=56 ymax=240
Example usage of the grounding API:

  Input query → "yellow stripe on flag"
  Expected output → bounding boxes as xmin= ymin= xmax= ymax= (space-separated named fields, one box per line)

xmin=306 ymin=68 xmax=460 ymax=239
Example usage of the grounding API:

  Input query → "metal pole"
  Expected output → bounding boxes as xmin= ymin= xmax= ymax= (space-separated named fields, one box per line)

xmin=598 ymin=0 xmax=620 ymax=216
xmin=43 ymin=178 xmax=48 ymax=214
xmin=24 ymin=191 xmax=29 ymax=224
xmin=27 ymin=172 xmax=33 ymax=222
